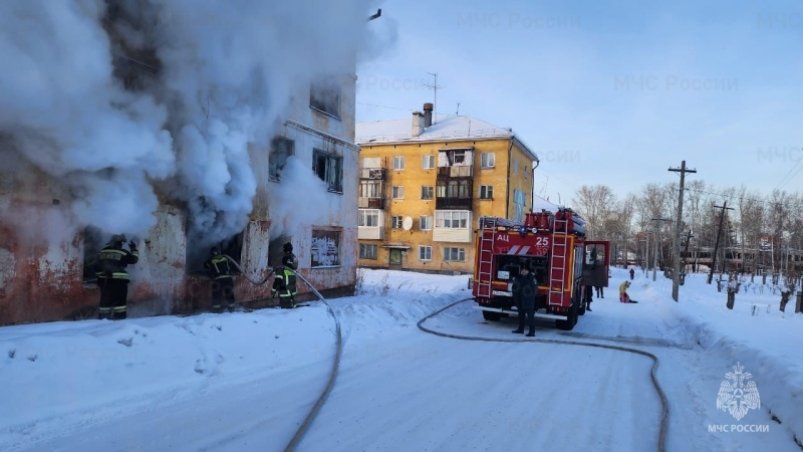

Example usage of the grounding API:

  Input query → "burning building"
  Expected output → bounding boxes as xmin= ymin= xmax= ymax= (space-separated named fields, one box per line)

xmin=0 ymin=0 xmax=383 ymax=324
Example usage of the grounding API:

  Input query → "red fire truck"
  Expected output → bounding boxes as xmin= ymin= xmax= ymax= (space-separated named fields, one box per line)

xmin=472 ymin=209 xmax=610 ymax=330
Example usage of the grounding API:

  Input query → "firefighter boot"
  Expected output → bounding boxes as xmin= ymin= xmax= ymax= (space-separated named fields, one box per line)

xmin=526 ymin=330 xmax=535 ymax=337
xmin=512 ymin=328 xmax=524 ymax=334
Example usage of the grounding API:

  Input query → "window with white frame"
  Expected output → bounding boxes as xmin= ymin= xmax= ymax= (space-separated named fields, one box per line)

xmin=419 ymin=215 xmax=433 ymax=230
xmin=392 ymin=186 xmax=404 ymax=199
xmin=391 ymin=216 xmax=404 ymax=229
xmin=359 ymin=209 xmax=379 ymax=227
xmin=359 ymin=243 xmax=378 ymax=259
xmin=419 ymin=245 xmax=432 ymax=261
xmin=393 ymin=155 xmax=405 ymax=170
xmin=422 ymin=154 xmax=435 ymax=169
xmin=480 ymin=152 xmax=495 ymax=168
xmin=443 ymin=247 xmax=465 ymax=261
xmin=435 ymin=210 xmax=469 ymax=228
xmin=420 ymin=186 xmax=433 ymax=200
xmin=479 ymin=185 xmax=494 ymax=199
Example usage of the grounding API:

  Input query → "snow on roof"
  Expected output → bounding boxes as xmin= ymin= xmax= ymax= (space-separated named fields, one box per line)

xmin=357 ymin=115 xmax=514 ymax=144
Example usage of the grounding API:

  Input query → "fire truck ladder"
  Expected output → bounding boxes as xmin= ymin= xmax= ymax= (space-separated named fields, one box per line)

xmin=548 ymin=215 xmax=570 ymax=306
xmin=477 ymin=217 xmax=497 ymax=298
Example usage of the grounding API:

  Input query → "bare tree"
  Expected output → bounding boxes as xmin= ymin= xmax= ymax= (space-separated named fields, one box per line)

xmin=572 ymin=184 xmax=616 ymax=239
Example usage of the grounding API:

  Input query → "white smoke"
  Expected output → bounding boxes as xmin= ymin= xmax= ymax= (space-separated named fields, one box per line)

xmin=267 ymin=155 xmax=337 ymax=238
xmin=0 ymin=0 xmax=387 ymax=244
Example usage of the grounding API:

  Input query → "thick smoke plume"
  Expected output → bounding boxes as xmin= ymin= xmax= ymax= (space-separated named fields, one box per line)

xmin=0 ymin=0 xmax=384 ymax=244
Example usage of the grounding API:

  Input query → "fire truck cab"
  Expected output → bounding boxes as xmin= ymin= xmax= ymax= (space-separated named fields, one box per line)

xmin=472 ymin=209 xmax=610 ymax=330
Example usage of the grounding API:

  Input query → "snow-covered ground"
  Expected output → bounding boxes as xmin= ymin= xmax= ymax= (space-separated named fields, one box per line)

xmin=1 ymin=268 xmax=801 ymax=451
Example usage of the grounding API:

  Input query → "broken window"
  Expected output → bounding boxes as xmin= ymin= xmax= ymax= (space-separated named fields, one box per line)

xmin=313 ymin=149 xmax=343 ymax=193
xmin=269 ymin=137 xmax=294 ymax=181
xmin=310 ymin=79 xmax=341 ymax=118
xmin=311 ymin=229 xmax=341 ymax=267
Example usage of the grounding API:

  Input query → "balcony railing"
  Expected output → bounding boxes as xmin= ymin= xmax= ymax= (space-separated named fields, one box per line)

xmin=437 ymin=166 xmax=473 ymax=178
xmin=436 ymin=197 xmax=472 ymax=210
xmin=359 ymin=168 xmax=386 ymax=180
xmin=358 ymin=197 xmax=386 ymax=209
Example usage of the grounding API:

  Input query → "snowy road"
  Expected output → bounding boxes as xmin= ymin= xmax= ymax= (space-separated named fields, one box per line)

xmin=3 ymin=270 xmax=801 ymax=451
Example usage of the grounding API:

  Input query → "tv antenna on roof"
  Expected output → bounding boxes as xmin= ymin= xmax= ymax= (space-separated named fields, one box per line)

xmin=423 ymin=72 xmax=442 ymax=120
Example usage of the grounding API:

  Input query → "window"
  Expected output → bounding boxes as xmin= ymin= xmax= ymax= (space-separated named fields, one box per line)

xmin=435 ymin=211 xmax=469 ymax=228
xmin=310 ymin=79 xmax=341 ymax=118
xmin=436 ymin=180 xmax=470 ymax=198
xmin=311 ymin=229 xmax=341 ymax=267
xmin=479 ymin=185 xmax=494 ymax=199
xmin=513 ymin=159 xmax=519 ymax=174
xmin=443 ymin=247 xmax=466 ymax=262
xmin=313 ymin=149 xmax=343 ymax=193
xmin=481 ymin=152 xmax=495 ymax=168
xmin=393 ymin=156 xmax=405 ymax=170
xmin=359 ymin=209 xmax=379 ymax=227
xmin=419 ymin=245 xmax=432 ymax=261
xmin=513 ymin=188 xmax=526 ymax=223
xmin=391 ymin=216 xmax=404 ymax=229
xmin=419 ymin=216 xmax=433 ymax=230
xmin=422 ymin=155 xmax=435 ymax=169
xmin=269 ymin=137 xmax=294 ymax=181
xmin=360 ymin=181 xmax=381 ymax=198
xmin=360 ymin=244 xmax=378 ymax=260
xmin=392 ymin=186 xmax=404 ymax=199
xmin=421 ymin=186 xmax=433 ymax=200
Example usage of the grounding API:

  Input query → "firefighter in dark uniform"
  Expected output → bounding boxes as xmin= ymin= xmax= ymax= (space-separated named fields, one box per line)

xmin=96 ymin=234 xmax=138 ymax=320
xmin=205 ymin=246 xmax=236 ymax=312
xmin=272 ymin=242 xmax=298 ymax=308
xmin=512 ymin=264 xmax=537 ymax=337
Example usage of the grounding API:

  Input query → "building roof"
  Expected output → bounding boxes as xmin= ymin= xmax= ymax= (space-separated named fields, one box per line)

xmin=356 ymin=115 xmax=538 ymax=162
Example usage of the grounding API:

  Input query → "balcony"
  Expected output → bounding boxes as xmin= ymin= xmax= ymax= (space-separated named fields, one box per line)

xmin=360 ymin=168 xmax=386 ymax=180
xmin=358 ymin=226 xmax=384 ymax=240
xmin=358 ymin=197 xmax=386 ymax=209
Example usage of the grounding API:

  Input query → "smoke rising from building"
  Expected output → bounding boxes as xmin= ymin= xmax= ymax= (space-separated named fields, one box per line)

xmin=0 ymin=0 xmax=386 ymax=245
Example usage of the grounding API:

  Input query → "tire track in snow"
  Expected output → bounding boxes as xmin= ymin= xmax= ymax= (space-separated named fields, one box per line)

xmin=416 ymin=298 xmax=670 ymax=452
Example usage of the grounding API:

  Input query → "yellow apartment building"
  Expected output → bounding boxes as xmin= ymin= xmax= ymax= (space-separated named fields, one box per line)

xmin=356 ymin=103 xmax=539 ymax=274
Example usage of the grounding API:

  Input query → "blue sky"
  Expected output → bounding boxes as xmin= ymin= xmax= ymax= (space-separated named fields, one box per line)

xmin=357 ymin=0 xmax=803 ymax=204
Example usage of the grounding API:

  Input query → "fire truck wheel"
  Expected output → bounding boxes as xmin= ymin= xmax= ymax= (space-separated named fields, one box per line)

xmin=556 ymin=305 xmax=578 ymax=330
xmin=482 ymin=311 xmax=502 ymax=322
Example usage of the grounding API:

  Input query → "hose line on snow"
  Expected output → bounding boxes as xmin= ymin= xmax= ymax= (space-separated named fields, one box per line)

xmin=223 ymin=254 xmax=274 ymax=286
xmin=417 ymin=298 xmax=669 ymax=452
xmin=283 ymin=272 xmax=343 ymax=452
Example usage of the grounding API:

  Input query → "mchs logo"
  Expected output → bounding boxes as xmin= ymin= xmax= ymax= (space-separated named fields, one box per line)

xmin=716 ymin=362 xmax=761 ymax=421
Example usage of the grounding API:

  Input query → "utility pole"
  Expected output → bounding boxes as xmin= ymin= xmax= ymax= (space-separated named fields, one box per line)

xmin=669 ymin=161 xmax=696 ymax=301
xmin=707 ymin=202 xmax=734 ymax=284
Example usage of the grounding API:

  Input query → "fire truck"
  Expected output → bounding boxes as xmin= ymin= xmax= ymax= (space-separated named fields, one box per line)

xmin=471 ymin=209 xmax=610 ymax=330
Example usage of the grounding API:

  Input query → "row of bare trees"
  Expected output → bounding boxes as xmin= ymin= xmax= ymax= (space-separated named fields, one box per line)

xmin=572 ymin=182 xmax=803 ymax=277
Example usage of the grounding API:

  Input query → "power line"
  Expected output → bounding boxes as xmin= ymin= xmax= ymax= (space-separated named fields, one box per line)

xmin=674 ymin=186 xmax=803 ymax=210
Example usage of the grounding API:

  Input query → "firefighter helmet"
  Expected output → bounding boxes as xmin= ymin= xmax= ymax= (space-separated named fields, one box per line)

xmin=283 ymin=242 xmax=293 ymax=253
xmin=111 ymin=234 xmax=126 ymax=244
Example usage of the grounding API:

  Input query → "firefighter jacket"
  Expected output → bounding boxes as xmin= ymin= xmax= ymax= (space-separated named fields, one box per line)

xmin=205 ymin=254 xmax=234 ymax=280
xmin=272 ymin=266 xmax=297 ymax=299
xmin=97 ymin=244 xmax=139 ymax=281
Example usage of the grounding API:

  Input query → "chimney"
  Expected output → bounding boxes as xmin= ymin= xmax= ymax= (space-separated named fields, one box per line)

xmin=411 ymin=111 xmax=424 ymax=137
xmin=423 ymin=102 xmax=433 ymax=127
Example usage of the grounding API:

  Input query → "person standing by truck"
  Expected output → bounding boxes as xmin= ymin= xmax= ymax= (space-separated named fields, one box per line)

xmin=512 ymin=265 xmax=537 ymax=337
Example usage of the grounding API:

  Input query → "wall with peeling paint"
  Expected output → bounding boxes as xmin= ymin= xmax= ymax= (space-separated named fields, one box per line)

xmin=0 ymin=78 xmax=358 ymax=325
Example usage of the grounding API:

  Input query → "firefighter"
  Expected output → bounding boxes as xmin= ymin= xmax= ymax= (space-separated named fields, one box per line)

xmin=779 ymin=285 xmax=792 ymax=312
xmin=272 ymin=242 xmax=298 ymax=308
xmin=512 ymin=264 xmax=537 ymax=337
xmin=96 ymin=234 xmax=138 ymax=320
xmin=584 ymin=284 xmax=594 ymax=312
xmin=204 ymin=246 xmax=236 ymax=312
